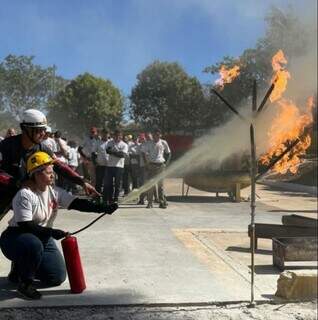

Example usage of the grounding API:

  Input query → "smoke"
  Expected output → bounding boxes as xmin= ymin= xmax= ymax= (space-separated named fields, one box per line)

xmin=284 ymin=1 xmax=317 ymax=107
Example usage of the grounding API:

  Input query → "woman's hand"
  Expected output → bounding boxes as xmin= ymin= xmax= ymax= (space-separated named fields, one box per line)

xmin=52 ymin=229 xmax=69 ymax=240
xmin=83 ymin=182 xmax=101 ymax=197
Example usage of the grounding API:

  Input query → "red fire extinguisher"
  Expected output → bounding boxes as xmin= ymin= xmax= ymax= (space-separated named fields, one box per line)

xmin=61 ymin=236 xmax=86 ymax=293
xmin=61 ymin=210 xmax=114 ymax=293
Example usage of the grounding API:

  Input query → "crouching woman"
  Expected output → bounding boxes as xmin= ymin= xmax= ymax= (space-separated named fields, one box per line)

xmin=0 ymin=151 xmax=117 ymax=300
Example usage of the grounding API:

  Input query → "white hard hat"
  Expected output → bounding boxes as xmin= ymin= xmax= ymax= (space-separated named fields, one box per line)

xmin=45 ymin=126 xmax=52 ymax=133
xmin=21 ymin=109 xmax=47 ymax=128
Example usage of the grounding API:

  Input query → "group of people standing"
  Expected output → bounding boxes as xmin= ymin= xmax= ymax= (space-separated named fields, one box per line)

xmin=79 ymin=127 xmax=172 ymax=209
xmin=0 ymin=108 xmax=171 ymax=300
xmin=0 ymin=109 xmax=116 ymax=300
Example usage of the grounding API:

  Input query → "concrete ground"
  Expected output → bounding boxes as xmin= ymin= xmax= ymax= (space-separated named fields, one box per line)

xmin=0 ymin=178 xmax=317 ymax=309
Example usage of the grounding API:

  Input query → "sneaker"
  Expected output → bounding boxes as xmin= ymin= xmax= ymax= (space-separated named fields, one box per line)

xmin=8 ymin=263 xmax=19 ymax=284
xmin=146 ymin=203 xmax=153 ymax=208
xmin=17 ymin=282 xmax=42 ymax=300
xmin=137 ymin=200 xmax=144 ymax=205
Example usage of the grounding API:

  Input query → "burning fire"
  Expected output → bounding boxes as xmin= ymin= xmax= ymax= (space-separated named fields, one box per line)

xmin=270 ymin=50 xmax=291 ymax=102
xmin=260 ymin=97 xmax=314 ymax=174
xmin=215 ymin=65 xmax=240 ymax=89
xmin=260 ymin=49 xmax=315 ymax=174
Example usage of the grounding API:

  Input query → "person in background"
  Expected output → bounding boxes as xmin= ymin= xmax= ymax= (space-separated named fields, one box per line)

xmin=78 ymin=127 xmax=100 ymax=186
xmin=0 ymin=151 xmax=117 ymax=300
xmin=122 ymin=134 xmax=133 ymax=196
xmin=54 ymin=131 xmax=70 ymax=189
xmin=5 ymin=128 xmax=17 ymax=138
xmin=103 ymin=130 xmax=128 ymax=205
xmin=137 ymin=132 xmax=150 ymax=205
xmin=128 ymin=135 xmax=140 ymax=190
xmin=95 ymin=129 xmax=110 ymax=194
xmin=142 ymin=128 xmax=171 ymax=209
xmin=41 ymin=126 xmax=57 ymax=153
xmin=65 ymin=140 xmax=80 ymax=193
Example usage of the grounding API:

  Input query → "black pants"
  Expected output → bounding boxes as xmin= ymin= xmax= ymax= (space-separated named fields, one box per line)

xmin=95 ymin=166 xmax=107 ymax=193
xmin=130 ymin=164 xmax=139 ymax=189
xmin=122 ymin=164 xmax=131 ymax=195
xmin=103 ymin=167 xmax=123 ymax=204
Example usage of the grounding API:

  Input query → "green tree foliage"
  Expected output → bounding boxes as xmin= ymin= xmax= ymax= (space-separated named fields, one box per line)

xmin=48 ymin=73 xmax=123 ymax=136
xmin=0 ymin=55 xmax=64 ymax=119
xmin=203 ymin=6 xmax=310 ymax=121
xmin=130 ymin=61 xmax=205 ymax=134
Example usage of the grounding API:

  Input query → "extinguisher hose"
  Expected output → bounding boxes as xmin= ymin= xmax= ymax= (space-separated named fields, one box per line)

xmin=70 ymin=212 xmax=110 ymax=235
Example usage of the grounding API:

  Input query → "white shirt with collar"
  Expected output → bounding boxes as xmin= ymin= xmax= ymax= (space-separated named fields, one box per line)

xmin=96 ymin=139 xmax=110 ymax=166
xmin=82 ymin=136 xmax=99 ymax=158
xmin=143 ymin=139 xmax=171 ymax=164
xmin=106 ymin=139 xmax=128 ymax=168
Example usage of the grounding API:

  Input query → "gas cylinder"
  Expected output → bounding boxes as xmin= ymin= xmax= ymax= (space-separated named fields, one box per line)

xmin=61 ymin=236 xmax=86 ymax=293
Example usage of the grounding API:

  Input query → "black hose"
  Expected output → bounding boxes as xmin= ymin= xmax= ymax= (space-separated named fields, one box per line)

xmin=70 ymin=211 xmax=112 ymax=235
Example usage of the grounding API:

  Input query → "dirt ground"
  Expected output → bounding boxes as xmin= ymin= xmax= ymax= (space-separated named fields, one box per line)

xmin=0 ymin=301 xmax=317 ymax=320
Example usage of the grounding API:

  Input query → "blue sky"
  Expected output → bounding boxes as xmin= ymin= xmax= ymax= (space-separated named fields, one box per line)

xmin=0 ymin=0 xmax=312 ymax=96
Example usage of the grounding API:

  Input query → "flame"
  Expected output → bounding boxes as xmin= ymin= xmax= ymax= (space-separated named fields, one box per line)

xmin=215 ymin=65 xmax=240 ymax=89
xmin=270 ymin=50 xmax=291 ymax=102
xmin=260 ymin=49 xmax=315 ymax=174
xmin=260 ymin=96 xmax=314 ymax=174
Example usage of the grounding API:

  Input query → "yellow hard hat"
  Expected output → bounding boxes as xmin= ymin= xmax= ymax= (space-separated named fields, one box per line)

xmin=27 ymin=151 xmax=55 ymax=175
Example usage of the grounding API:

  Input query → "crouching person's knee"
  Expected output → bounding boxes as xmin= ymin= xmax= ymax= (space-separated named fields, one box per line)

xmin=40 ymin=266 xmax=67 ymax=287
xmin=43 ymin=270 xmax=66 ymax=287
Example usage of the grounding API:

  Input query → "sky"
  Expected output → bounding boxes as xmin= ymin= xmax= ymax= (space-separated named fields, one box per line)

xmin=0 ymin=0 xmax=313 ymax=96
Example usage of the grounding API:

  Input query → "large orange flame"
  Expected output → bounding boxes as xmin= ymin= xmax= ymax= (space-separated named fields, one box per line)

xmin=260 ymin=50 xmax=315 ymax=174
xmin=270 ymin=50 xmax=291 ymax=102
xmin=215 ymin=65 xmax=240 ymax=89
xmin=260 ymin=97 xmax=314 ymax=174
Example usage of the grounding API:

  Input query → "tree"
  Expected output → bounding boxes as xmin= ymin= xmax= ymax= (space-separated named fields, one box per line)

xmin=203 ymin=6 xmax=311 ymax=121
xmin=0 ymin=55 xmax=64 ymax=119
xmin=130 ymin=61 xmax=205 ymax=134
xmin=48 ymin=73 xmax=123 ymax=137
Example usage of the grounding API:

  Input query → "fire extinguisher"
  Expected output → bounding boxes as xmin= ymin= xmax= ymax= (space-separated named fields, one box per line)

xmin=61 ymin=236 xmax=86 ymax=293
xmin=61 ymin=210 xmax=112 ymax=294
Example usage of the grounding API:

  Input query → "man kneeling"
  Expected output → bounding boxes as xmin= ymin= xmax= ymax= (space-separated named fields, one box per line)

xmin=0 ymin=151 xmax=117 ymax=300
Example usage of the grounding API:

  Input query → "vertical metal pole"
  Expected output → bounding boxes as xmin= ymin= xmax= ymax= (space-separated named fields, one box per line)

xmin=250 ymin=80 xmax=257 ymax=306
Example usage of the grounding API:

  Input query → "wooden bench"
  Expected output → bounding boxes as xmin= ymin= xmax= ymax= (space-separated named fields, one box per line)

xmin=248 ymin=223 xmax=317 ymax=249
xmin=272 ymin=237 xmax=318 ymax=270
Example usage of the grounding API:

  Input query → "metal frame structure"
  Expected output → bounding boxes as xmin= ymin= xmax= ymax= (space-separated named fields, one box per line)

xmin=212 ymin=80 xmax=303 ymax=305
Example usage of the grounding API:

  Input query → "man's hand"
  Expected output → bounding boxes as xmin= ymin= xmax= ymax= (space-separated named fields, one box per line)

xmin=83 ymin=182 xmax=101 ymax=197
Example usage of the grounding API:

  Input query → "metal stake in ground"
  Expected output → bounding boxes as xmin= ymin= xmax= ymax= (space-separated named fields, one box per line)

xmin=249 ymin=80 xmax=257 ymax=306
xmin=211 ymin=89 xmax=248 ymax=123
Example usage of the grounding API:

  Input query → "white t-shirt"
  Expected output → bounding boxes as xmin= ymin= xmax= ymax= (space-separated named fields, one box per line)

xmin=139 ymin=140 xmax=152 ymax=167
xmin=55 ymin=138 xmax=70 ymax=163
xmin=42 ymin=137 xmax=57 ymax=153
xmin=96 ymin=140 xmax=109 ymax=166
xmin=129 ymin=142 xmax=140 ymax=165
xmin=9 ymin=186 xmax=76 ymax=228
xmin=106 ymin=139 xmax=128 ymax=168
xmin=68 ymin=147 xmax=79 ymax=167
xmin=82 ymin=136 xmax=99 ymax=157
xmin=143 ymin=139 xmax=171 ymax=164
